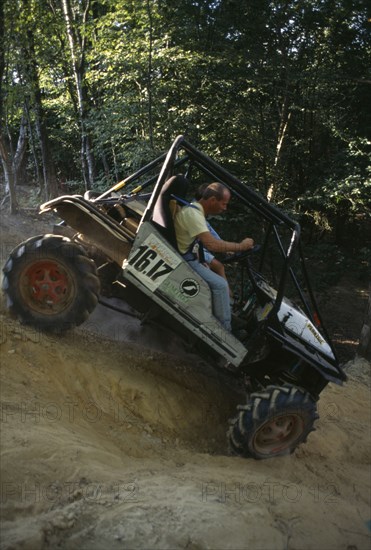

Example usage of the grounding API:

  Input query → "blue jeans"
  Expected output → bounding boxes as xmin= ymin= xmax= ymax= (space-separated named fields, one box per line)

xmin=187 ymin=259 xmax=231 ymax=331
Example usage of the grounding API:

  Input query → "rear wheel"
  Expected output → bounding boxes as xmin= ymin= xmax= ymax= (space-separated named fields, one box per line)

xmin=228 ymin=384 xmax=318 ymax=459
xmin=2 ymin=235 xmax=100 ymax=331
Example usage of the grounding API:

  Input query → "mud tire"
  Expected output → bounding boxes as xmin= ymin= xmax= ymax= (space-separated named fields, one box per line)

xmin=2 ymin=235 xmax=100 ymax=331
xmin=228 ymin=384 xmax=318 ymax=459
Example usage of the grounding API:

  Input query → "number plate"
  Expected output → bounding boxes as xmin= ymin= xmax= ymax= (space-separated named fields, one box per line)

xmin=126 ymin=234 xmax=181 ymax=290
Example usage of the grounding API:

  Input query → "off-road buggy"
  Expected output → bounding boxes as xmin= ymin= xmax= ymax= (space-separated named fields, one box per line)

xmin=2 ymin=135 xmax=346 ymax=459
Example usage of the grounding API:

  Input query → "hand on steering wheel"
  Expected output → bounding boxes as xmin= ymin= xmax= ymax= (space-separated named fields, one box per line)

xmin=222 ymin=244 xmax=261 ymax=265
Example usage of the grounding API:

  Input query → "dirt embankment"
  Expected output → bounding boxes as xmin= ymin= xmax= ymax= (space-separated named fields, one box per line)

xmin=0 ymin=208 xmax=370 ymax=550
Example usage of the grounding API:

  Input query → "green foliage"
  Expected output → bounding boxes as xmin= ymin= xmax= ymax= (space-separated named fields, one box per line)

xmin=303 ymin=242 xmax=371 ymax=290
xmin=304 ymin=243 xmax=348 ymax=288
xmin=1 ymin=0 xmax=370 ymax=252
xmin=358 ymin=246 xmax=371 ymax=282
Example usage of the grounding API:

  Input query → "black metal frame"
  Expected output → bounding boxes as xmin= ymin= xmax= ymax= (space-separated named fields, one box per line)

xmin=40 ymin=135 xmax=346 ymax=385
xmin=123 ymin=137 xmax=331 ymax=343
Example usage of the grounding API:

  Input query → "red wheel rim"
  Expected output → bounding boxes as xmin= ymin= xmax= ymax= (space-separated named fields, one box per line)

xmin=20 ymin=259 xmax=75 ymax=315
xmin=253 ymin=414 xmax=304 ymax=455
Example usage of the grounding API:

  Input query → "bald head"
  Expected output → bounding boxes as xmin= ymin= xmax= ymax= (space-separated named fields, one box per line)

xmin=199 ymin=183 xmax=231 ymax=215
xmin=201 ymin=183 xmax=228 ymax=200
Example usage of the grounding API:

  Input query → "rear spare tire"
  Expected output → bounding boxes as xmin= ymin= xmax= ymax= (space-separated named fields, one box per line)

xmin=2 ymin=234 xmax=100 ymax=331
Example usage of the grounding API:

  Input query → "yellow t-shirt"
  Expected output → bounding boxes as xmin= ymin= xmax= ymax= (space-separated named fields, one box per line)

xmin=174 ymin=202 xmax=209 ymax=254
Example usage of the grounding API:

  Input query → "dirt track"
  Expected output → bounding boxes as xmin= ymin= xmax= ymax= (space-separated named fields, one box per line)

xmin=0 ymin=209 xmax=370 ymax=549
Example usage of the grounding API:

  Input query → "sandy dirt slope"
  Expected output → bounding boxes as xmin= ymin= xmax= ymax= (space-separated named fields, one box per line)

xmin=0 ymin=209 xmax=370 ymax=550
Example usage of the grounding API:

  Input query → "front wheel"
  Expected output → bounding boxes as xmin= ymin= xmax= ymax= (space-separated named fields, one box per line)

xmin=228 ymin=384 xmax=318 ymax=459
xmin=2 ymin=234 xmax=100 ymax=331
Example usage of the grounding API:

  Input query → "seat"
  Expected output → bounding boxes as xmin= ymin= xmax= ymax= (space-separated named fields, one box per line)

xmin=152 ymin=174 xmax=189 ymax=249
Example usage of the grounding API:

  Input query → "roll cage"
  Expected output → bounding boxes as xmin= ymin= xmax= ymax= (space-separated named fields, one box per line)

xmin=41 ymin=134 xmax=344 ymax=384
xmin=101 ymin=134 xmax=336 ymax=361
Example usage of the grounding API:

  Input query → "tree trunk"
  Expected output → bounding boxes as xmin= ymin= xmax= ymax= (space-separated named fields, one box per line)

xmin=37 ymin=131 xmax=58 ymax=200
xmin=24 ymin=99 xmax=43 ymax=192
xmin=0 ymin=112 xmax=28 ymax=213
xmin=267 ymin=89 xmax=291 ymax=203
xmin=0 ymin=138 xmax=19 ymax=213
xmin=357 ymin=283 xmax=371 ymax=361
xmin=20 ymin=0 xmax=58 ymax=200
xmin=146 ymin=0 xmax=154 ymax=149
xmin=61 ymin=0 xmax=95 ymax=190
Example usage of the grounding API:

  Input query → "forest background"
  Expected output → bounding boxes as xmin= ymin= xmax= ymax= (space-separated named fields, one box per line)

xmin=0 ymin=0 xmax=370 ymax=289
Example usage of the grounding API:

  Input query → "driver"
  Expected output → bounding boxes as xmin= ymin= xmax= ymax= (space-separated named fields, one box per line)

xmin=174 ymin=182 xmax=254 ymax=331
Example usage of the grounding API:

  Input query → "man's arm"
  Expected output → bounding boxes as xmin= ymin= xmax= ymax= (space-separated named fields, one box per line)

xmin=197 ymin=231 xmax=254 ymax=254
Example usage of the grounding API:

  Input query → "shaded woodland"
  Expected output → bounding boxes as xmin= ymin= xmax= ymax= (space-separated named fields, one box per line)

xmin=0 ymin=1 xmax=370 ymax=279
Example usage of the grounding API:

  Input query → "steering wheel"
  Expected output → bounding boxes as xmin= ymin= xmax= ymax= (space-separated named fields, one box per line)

xmin=222 ymin=244 xmax=261 ymax=265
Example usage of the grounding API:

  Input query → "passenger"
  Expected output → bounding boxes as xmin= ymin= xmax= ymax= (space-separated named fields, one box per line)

xmin=174 ymin=182 xmax=254 ymax=331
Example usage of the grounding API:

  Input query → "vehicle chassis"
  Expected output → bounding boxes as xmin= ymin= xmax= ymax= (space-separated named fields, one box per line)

xmin=2 ymin=135 xmax=346 ymax=458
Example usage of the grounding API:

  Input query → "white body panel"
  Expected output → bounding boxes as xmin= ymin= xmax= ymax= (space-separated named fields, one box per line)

xmin=122 ymin=222 xmax=248 ymax=367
